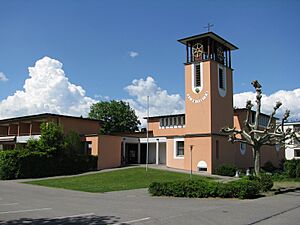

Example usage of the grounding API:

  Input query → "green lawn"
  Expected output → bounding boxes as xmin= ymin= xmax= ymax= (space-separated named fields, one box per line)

xmin=25 ymin=167 xmax=211 ymax=193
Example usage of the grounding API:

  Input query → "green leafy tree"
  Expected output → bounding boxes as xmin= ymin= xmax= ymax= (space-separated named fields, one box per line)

xmin=89 ymin=100 xmax=141 ymax=134
xmin=34 ymin=122 xmax=66 ymax=151
xmin=64 ymin=131 xmax=82 ymax=155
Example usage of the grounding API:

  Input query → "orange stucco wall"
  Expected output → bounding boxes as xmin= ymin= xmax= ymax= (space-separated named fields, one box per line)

xmin=184 ymin=137 xmax=213 ymax=173
xmin=85 ymin=135 xmax=122 ymax=170
xmin=148 ymin=118 xmax=186 ymax=137
xmin=185 ymin=62 xmax=212 ymax=134
xmin=98 ymin=135 xmax=122 ymax=170
xmin=166 ymin=138 xmax=185 ymax=170
xmin=210 ymin=61 xmax=233 ymax=133
xmin=58 ymin=117 xmax=100 ymax=135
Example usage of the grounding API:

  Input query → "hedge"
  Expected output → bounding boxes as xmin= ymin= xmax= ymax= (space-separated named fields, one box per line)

xmin=149 ymin=178 xmax=262 ymax=199
xmin=284 ymin=159 xmax=300 ymax=178
xmin=0 ymin=149 xmax=97 ymax=180
xmin=215 ymin=164 xmax=237 ymax=177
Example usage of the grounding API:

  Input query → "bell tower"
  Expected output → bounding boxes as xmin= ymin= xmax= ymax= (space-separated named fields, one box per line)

xmin=178 ymin=32 xmax=238 ymax=135
xmin=177 ymin=32 xmax=238 ymax=173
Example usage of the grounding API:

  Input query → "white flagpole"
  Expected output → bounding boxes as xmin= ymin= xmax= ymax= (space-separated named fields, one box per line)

xmin=146 ymin=95 xmax=149 ymax=172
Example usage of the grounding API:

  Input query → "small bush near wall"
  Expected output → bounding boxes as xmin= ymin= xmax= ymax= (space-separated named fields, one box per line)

xmin=0 ymin=149 xmax=97 ymax=180
xmin=263 ymin=161 xmax=277 ymax=173
xmin=149 ymin=178 xmax=261 ymax=199
xmin=284 ymin=159 xmax=300 ymax=178
xmin=215 ymin=164 xmax=237 ymax=177
xmin=247 ymin=174 xmax=273 ymax=192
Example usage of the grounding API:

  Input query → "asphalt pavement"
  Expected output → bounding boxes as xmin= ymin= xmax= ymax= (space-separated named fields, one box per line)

xmin=0 ymin=179 xmax=299 ymax=225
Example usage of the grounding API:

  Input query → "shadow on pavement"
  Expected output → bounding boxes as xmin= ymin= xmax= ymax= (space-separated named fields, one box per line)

xmin=1 ymin=215 xmax=129 ymax=225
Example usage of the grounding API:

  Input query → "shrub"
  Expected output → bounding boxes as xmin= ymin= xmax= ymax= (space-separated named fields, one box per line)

xmin=259 ymin=174 xmax=273 ymax=192
xmin=296 ymin=162 xmax=300 ymax=178
xmin=149 ymin=178 xmax=261 ymax=199
xmin=263 ymin=161 xmax=276 ymax=173
xmin=284 ymin=159 xmax=298 ymax=178
xmin=215 ymin=164 xmax=237 ymax=177
xmin=0 ymin=149 xmax=97 ymax=180
xmin=0 ymin=150 xmax=20 ymax=180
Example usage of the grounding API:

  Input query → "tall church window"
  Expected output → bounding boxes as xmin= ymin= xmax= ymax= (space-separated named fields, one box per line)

xmin=216 ymin=140 xmax=219 ymax=159
xmin=194 ymin=64 xmax=201 ymax=87
xmin=218 ymin=64 xmax=227 ymax=97
xmin=219 ymin=67 xmax=224 ymax=89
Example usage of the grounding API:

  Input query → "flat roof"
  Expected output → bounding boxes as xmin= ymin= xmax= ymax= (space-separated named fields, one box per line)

xmin=178 ymin=32 xmax=238 ymax=50
xmin=0 ymin=113 xmax=103 ymax=124
xmin=144 ymin=113 xmax=185 ymax=120
xmin=283 ymin=121 xmax=300 ymax=125
xmin=234 ymin=108 xmax=278 ymax=120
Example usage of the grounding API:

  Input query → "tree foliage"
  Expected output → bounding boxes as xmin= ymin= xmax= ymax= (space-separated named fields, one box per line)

xmin=88 ymin=100 xmax=141 ymax=134
xmin=221 ymin=80 xmax=299 ymax=176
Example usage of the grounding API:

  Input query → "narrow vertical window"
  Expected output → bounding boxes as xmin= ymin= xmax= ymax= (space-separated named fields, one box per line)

xmin=219 ymin=68 xmax=224 ymax=89
xmin=176 ymin=141 xmax=184 ymax=156
xmin=168 ymin=117 xmax=172 ymax=126
xmin=195 ymin=64 xmax=201 ymax=87
xmin=216 ymin=140 xmax=219 ymax=159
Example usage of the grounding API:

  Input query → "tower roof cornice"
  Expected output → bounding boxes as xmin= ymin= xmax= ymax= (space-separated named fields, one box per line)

xmin=178 ymin=32 xmax=238 ymax=50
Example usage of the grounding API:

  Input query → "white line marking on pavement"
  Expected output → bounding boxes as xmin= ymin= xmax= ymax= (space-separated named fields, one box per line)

xmin=114 ymin=217 xmax=151 ymax=224
xmin=0 ymin=203 xmax=19 ymax=206
xmin=54 ymin=213 xmax=95 ymax=219
xmin=0 ymin=208 xmax=52 ymax=214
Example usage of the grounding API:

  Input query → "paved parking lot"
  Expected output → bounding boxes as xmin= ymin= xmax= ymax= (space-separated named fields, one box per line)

xmin=0 ymin=180 xmax=299 ymax=225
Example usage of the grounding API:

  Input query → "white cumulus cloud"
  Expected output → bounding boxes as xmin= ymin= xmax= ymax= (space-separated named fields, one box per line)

xmin=124 ymin=76 xmax=185 ymax=126
xmin=233 ymin=89 xmax=300 ymax=121
xmin=128 ymin=51 xmax=139 ymax=58
xmin=0 ymin=56 xmax=96 ymax=119
xmin=0 ymin=72 xmax=8 ymax=82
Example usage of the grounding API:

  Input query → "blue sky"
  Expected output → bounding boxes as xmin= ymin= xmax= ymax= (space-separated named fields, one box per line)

xmin=0 ymin=0 xmax=300 ymax=121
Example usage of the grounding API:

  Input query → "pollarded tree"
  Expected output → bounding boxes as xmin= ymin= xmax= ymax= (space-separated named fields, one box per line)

xmin=89 ymin=100 xmax=141 ymax=134
xmin=221 ymin=80 xmax=299 ymax=176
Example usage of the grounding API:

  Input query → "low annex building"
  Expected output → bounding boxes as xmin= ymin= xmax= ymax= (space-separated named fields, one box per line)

xmin=0 ymin=31 xmax=285 ymax=174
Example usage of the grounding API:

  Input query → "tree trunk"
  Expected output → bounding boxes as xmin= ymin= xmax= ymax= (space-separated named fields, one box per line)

xmin=253 ymin=147 xmax=261 ymax=177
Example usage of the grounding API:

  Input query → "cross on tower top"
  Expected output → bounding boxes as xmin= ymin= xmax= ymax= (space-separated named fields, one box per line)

xmin=204 ymin=23 xmax=214 ymax=32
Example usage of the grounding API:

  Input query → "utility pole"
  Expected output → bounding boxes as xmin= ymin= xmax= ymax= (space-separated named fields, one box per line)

xmin=146 ymin=95 xmax=149 ymax=172
xmin=190 ymin=145 xmax=194 ymax=179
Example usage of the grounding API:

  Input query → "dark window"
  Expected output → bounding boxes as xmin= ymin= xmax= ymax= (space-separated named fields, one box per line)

xmin=176 ymin=141 xmax=184 ymax=156
xmin=168 ymin=117 xmax=172 ymax=126
xmin=195 ymin=64 xmax=201 ymax=87
xmin=294 ymin=125 xmax=300 ymax=132
xmin=85 ymin=141 xmax=92 ymax=155
xmin=216 ymin=140 xmax=219 ymax=159
xmin=295 ymin=149 xmax=300 ymax=157
xmin=219 ymin=68 xmax=224 ymax=89
xmin=251 ymin=112 xmax=256 ymax=124
xmin=199 ymin=167 xmax=207 ymax=172
xmin=182 ymin=116 xmax=185 ymax=125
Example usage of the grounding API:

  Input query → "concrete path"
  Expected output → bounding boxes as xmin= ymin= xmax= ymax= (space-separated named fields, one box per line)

xmin=0 ymin=179 xmax=299 ymax=224
xmin=15 ymin=164 xmax=237 ymax=183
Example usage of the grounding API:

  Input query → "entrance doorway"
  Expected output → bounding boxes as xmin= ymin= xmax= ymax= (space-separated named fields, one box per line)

xmin=125 ymin=143 xmax=138 ymax=164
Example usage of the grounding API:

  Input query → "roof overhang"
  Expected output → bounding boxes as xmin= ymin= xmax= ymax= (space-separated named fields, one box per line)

xmin=0 ymin=136 xmax=16 ymax=142
xmin=178 ymin=32 xmax=238 ymax=50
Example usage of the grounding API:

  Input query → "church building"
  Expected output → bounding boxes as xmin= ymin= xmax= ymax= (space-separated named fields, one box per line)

xmin=0 ymin=31 xmax=284 ymax=174
xmin=121 ymin=31 xmax=284 ymax=173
